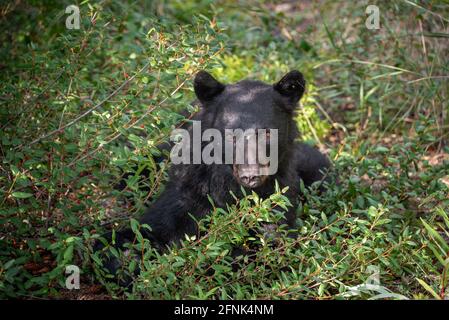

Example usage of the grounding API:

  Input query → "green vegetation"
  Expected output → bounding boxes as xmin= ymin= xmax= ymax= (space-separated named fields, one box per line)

xmin=0 ymin=0 xmax=448 ymax=299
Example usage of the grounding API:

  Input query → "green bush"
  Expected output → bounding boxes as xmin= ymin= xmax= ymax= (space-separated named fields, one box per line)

xmin=0 ymin=0 xmax=448 ymax=299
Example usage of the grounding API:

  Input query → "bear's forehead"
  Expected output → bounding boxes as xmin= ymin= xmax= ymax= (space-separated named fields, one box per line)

xmin=223 ymin=81 xmax=271 ymax=103
xmin=217 ymin=108 xmax=282 ymax=129
xmin=214 ymin=84 xmax=285 ymax=129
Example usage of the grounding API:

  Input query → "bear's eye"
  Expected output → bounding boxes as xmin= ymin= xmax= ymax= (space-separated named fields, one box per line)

xmin=258 ymin=130 xmax=270 ymax=140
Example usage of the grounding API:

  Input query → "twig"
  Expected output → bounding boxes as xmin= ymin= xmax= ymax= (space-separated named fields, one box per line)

xmin=1 ymin=68 xmax=66 ymax=131
xmin=21 ymin=60 xmax=152 ymax=149
xmin=66 ymin=76 xmax=191 ymax=168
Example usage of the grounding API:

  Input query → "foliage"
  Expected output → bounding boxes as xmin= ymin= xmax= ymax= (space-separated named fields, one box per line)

xmin=0 ymin=0 xmax=448 ymax=299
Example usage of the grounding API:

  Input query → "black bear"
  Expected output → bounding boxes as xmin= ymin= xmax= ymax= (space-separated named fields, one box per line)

xmin=96 ymin=70 xmax=330 ymax=276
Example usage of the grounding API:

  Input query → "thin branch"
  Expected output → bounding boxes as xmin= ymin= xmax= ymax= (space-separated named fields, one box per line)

xmin=1 ymin=68 xmax=66 ymax=131
xmin=66 ymin=77 xmax=190 ymax=167
xmin=21 ymin=60 xmax=152 ymax=149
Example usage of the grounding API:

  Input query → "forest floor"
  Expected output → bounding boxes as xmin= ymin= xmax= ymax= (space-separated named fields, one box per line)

xmin=1 ymin=0 xmax=448 ymax=299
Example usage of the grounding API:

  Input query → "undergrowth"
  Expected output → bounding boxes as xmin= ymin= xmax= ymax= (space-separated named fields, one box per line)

xmin=0 ymin=0 xmax=448 ymax=299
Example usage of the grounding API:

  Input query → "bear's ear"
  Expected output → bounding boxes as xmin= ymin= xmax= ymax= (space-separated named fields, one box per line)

xmin=194 ymin=71 xmax=225 ymax=103
xmin=273 ymin=70 xmax=306 ymax=107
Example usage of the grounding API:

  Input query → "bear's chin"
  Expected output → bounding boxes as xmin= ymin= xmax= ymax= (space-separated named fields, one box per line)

xmin=234 ymin=175 xmax=268 ymax=189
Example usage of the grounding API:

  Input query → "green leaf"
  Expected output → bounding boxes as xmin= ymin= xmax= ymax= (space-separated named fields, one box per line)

xmin=421 ymin=218 xmax=449 ymax=252
xmin=416 ymin=278 xmax=441 ymax=300
xmin=3 ymin=259 xmax=15 ymax=270
xmin=64 ymin=245 xmax=74 ymax=262
xmin=11 ymin=192 xmax=33 ymax=199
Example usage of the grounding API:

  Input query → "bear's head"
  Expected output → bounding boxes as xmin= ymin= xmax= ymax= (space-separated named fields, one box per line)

xmin=192 ymin=70 xmax=305 ymax=189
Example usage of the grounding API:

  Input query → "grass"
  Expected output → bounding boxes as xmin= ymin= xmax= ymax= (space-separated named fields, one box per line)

xmin=0 ymin=0 xmax=448 ymax=299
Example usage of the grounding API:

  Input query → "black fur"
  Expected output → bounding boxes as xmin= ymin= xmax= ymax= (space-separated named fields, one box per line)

xmin=95 ymin=70 xmax=331 ymax=279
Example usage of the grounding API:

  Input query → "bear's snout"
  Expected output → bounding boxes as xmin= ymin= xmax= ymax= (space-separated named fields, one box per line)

xmin=233 ymin=163 xmax=269 ymax=188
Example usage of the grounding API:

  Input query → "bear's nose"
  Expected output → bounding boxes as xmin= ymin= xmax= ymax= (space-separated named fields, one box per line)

xmin=240 ymin=174 xmax=260 ymax=188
